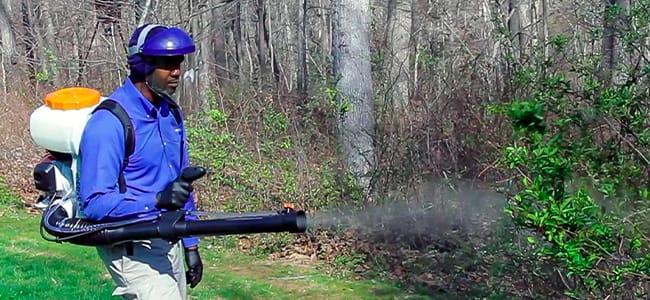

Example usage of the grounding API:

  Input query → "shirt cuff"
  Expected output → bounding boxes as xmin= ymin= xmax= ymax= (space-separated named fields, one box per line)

xmin=182 ymin=235 xmax=199 ymax=249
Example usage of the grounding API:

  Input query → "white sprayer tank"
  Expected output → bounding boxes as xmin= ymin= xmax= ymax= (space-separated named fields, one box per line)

xmin=29 ymin=87 xmax=104 ymax=156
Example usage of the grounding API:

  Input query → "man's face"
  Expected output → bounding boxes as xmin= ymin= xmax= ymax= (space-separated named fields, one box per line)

xmin=146 ymin=55 xmax=184 ymax=96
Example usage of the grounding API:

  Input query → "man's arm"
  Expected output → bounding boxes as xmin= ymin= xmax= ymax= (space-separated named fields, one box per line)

xmin=180 ymin=125 xmax=203 ymax=288
xmin=79 ymin=111 xmax=156 ymax=221
xmin=180 ymin=124 xmax=200 ymax=248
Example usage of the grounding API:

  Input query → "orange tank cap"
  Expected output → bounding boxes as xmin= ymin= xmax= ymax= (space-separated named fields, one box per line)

xmin=44 ymin=87 xmax=101 ymax=110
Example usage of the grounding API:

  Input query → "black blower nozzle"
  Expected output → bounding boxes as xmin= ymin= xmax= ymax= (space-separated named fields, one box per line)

xmin=39 ymin=166 xmax=307 ymax=247
xmin=42 ymin=205 xmax=307 ymax=246
xmin=43 ymin=207 xmax=307 ymax=246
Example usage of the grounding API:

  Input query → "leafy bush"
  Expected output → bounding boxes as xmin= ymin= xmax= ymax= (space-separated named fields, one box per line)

xmin=494 ymin=3 xmax=650 ymax=296
xmin=185 ymin=88 xmax=358 ymax=213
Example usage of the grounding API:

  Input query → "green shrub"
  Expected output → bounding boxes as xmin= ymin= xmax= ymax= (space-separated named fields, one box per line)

xmin=495 ymin=10 xmax=649 ymax=296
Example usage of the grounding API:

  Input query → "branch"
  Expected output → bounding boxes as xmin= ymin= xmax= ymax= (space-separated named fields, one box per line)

xmin=177 ymin=0 xmax=236 ymax=29
xmin=137 ymin=0 xmax=152 ymax=27
xmin=622 ymin=208 xmax=650 ymax=223
xmin=602 ymin=118 xmax=650 ymax=165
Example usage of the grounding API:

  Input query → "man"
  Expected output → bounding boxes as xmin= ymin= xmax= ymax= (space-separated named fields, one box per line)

xmin=78 ymin=24 xmax=203 ymax=299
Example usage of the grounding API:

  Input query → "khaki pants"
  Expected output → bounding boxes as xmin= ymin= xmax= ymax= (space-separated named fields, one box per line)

xmin=97 ymin=239 xmax=187 ymax=300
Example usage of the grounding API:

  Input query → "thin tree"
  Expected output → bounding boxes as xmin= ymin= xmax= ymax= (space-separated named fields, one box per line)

xmin=386 ymin=0 xmax=412 ymax=124
xmin=41 ymin=0 xmax=61 ymax=86
xmin=256 ymin=0 xmax=269 ymax=84
xmin=297 ymin=0 xmax=308 ymax=94
xmin=21 ymin=0 xmax=37 ymax=83
xmin=601 ymin=0 xmax=630 ymax=85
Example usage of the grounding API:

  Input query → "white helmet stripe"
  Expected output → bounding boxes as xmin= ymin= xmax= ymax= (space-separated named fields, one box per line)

xmin=127 ymin=24 xmax=166 ymax=56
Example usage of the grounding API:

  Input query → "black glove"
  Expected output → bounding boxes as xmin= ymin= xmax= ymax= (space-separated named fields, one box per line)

xmin=155 ymin=167 xmax=206 ymax=210
xmin=185 ymin=248 xmax=203 ymax=288
xmin=155 ymin=178 xmax=192 ymax=210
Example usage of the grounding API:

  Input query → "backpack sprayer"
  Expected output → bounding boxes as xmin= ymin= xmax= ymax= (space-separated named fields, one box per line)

xmin=30 ymin=87 xmax=307 ymax=246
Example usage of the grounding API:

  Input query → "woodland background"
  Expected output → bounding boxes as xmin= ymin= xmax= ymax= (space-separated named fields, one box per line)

xmin=0 ymin=0 xmax=648 ymax=299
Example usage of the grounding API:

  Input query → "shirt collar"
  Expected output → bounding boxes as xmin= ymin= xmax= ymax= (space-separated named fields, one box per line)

xmin=113 ymin=78 xmax=172 ymax=119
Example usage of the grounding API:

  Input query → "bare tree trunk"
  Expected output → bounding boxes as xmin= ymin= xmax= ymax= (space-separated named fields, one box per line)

xmin=481 ymin=0 xmax=499 ymax=96
xmin=1 ymin=0 xmax=9 ymax=14
xmin=182 ymin=0 xmax=197 ymax=109
xmin=332 ymin=0 xmax=376 ymax=195
xmin=185 ymin=0 xmax=212 ymax=112
xmin=386 ymin=0 xmax=412 ymax=121
xmin=508 ymin=0 xmax=522 ymax=57
xmin=0 ymin=0 xmax=16 ymax=64
xmin=256 ymin=0 xmax=268 ymax=84
xmin=72 ymin=24 xmax=81 ymax=84
xmin=320 ymin=0 xmax=331 ymax=75
xmin=508 ymin=0 xmax=532 ymax=59
xmin=410 ymin=0 xmax=424 ymax=99
xmin=41 ymin=0 xmax=61 ymax=86
xmin=265 ymin=1 xmax=281 ymax=86
xmin=245 ymin=4 xmax=256 ymax=84
xmin=601 ymin=0 xmax=630 ymax=86
xmin=0 ymin=0 xmax=9 ymax=99
xmin=297 ymin=0 xmax=308 ymax=94
xmin=374 ymin=0 xmax=388 ymax=55
xmin=0 ymin=0 xmax=10 ymax=98
xmin=32 ymin=3 xmax=50 ymax=81
xmin=280 ymin=0 xmax=295 ymax=91
xmin=541 ymin=0 xmax=549 ymax=59
xmin=197 ymin=0 xmax=211 ymax=112
xmin=212 ymin=4 xmax=228 ymax=84
xmin=21 ymin=0 xmax=38 ymax=83
xmin=232 ymin=1 xmax=245 ymax=82
xmin=136 ymin=0 xmax=152 ymax=26
xmin=522 ymin=1 xmax=532 ymax=55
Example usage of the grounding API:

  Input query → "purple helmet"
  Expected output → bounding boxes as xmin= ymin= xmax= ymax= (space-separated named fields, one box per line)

xmin=127 ymin=24 xmax=195 ymax=80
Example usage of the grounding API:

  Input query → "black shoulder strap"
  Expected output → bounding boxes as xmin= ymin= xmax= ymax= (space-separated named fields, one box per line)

xmin=167 ymin=101 xmax=183 ymax=126
xmin=167 ymin=102 xmax=185 ymax=167
xmin=92 ymin=99 xmax=134 ymax=194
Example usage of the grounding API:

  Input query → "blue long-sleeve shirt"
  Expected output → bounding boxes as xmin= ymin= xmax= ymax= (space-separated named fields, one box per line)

xmin=79 ymin=78 xmax=199 ymax=248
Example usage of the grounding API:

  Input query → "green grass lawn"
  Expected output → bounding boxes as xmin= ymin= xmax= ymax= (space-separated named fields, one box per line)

xmin=0 ymin=202 xmax=432 ymax=299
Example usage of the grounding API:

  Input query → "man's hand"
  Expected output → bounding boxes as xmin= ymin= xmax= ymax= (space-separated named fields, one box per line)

xmin=155 ymin=176 xmax=193 ymax=210
xmin=185 ymin=247 xmax=203 ymax=288
xmin=155 ymin=167 xmax=206 ymax=210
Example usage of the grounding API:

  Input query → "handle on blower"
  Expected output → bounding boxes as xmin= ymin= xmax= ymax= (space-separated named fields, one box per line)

xmin=181 ymin=166 xmax=206 ymax=184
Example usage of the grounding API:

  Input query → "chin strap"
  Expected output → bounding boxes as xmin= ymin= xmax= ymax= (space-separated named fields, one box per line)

xmin=145 ymin=77 xmax=176 ymax=100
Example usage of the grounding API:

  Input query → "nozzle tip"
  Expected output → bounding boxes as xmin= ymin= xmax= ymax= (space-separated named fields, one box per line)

xmin=295 ymin=210 xmax=308 ymax=233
